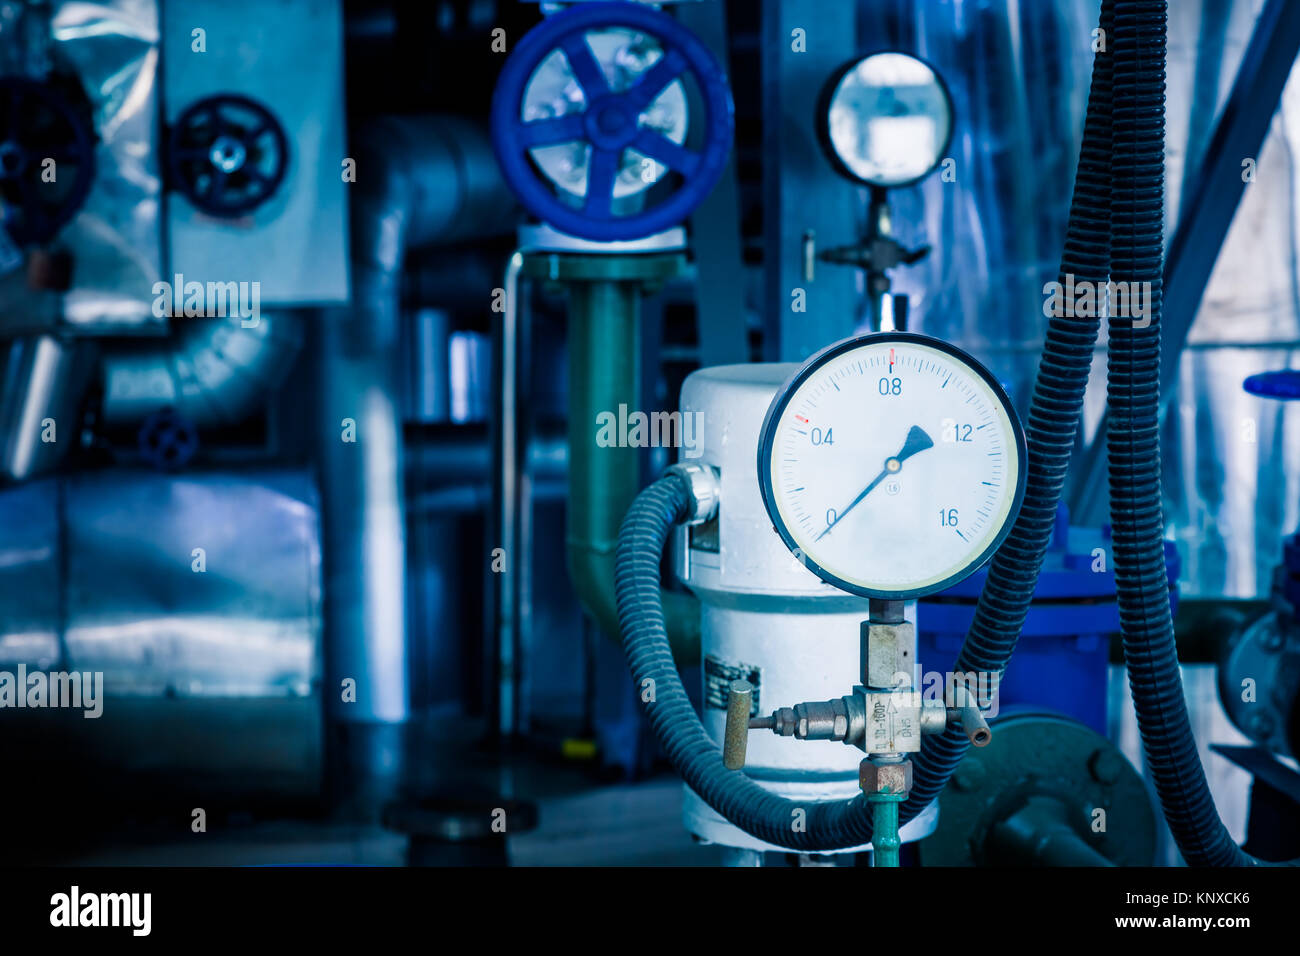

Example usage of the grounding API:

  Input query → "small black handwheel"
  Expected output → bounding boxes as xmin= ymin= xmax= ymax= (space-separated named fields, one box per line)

xmin=0 ymin=75 xmax=97 ymax=246
xmin=167 ymin=94 xmax=289 ymax=217
xmin=138 ymin=407 xmax=199 ymax=470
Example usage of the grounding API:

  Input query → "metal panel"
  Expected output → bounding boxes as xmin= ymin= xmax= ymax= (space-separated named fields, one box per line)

xmin=0 ymin=469 xmax=322 ymax=696
xmin=675 ymin=0 xmax=747 ymax=366
xmin=48 ymin=0 xmax=164 ymax=332
xmin=1070 ymin=0 xmax=1300 ymax=527
xmin=1167 ymin=346 xmax=1300 ymax=598
xmin=1063 ymin=0 xmax=1300 ymax=596
xmin=760 ymin=0 xmax=859 ymax=362
xmin=161 ymin=0 xmax=349 ymax=304
xmin=62 ymin=469 xmax=322 ymax=696
xmin=0 ymin=479 xmax=60 ymax=668
xmin=885 ymin=0 xmax=1097 ymax=412
xmin=0 ymin=468 xmax=323 ymax=796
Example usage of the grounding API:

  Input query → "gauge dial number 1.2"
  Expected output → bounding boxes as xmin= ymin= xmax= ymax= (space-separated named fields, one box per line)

xmin=758 ymin=333 xmax=1026 ymax=600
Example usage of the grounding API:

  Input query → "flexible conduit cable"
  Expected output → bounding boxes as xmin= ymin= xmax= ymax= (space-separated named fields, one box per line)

xmin=1105 ymin=0 xmax=1292 ymax=867
xmin=901 ymin=0 xmax=1116 ymax=822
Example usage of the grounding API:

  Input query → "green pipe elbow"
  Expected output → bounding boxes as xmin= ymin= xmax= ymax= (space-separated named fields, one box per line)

xmin=538 ymin=253 xmax=700 ymax=665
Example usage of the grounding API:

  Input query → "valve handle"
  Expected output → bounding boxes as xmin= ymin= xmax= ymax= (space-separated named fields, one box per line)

xmin=0 ymin=75 xmax=97 ymax=247
xmin=490 ymin=1 xmax=733 ymax=241
xmin=168 ymin=93 xmax=289 ymax=218
xmin=138 ymin=406 xmax=199 ymax=471
xmin=722 ymin=680 xmax=753 ymax=770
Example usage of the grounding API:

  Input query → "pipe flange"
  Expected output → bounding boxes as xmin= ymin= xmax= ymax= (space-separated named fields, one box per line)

xmin=924 ymin=711 xmax=1156 ymax=866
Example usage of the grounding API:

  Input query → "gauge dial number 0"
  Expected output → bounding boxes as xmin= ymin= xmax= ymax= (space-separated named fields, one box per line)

xmin=757 ymin=333 xmax=1026 ymax=600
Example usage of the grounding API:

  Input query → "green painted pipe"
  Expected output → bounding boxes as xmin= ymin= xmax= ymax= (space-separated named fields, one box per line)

xmin=869 ymin=791 xmax=905 ymax=867
xmin=547 ymin=255 xmax=700 ymax=663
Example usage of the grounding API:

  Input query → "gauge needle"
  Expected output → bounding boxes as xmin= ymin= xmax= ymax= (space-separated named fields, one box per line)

xmin=814 ymin=425 xmax=934 ymax=541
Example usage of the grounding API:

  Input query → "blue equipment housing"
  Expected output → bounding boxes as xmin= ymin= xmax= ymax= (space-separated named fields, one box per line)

xmin=918 ymin=504 xmax=1179 ymax=733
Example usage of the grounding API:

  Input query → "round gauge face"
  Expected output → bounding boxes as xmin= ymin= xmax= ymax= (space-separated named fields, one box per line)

xmin=758 ymin=332 xmax=1026 ymax=600
xmin=821 ymin=52 xmax=953 ymax=188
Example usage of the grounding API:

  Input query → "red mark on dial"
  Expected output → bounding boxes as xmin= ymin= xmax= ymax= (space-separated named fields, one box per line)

xmin=889 ymin=348 xmax=895 ymax=373
xmin=794 ymin=414 xmax=809 ymax=424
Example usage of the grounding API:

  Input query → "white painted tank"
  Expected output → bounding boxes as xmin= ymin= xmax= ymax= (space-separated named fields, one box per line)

xmin=676 ymin=363 xmax=938 ymax=854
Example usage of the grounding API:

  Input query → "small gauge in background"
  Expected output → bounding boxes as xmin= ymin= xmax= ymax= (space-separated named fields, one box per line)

xmin=818 ymin=51 xmax=954 ymax=189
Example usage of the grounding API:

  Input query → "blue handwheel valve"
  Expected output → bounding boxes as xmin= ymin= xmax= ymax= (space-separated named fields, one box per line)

xmin=490 ymin=2 xmax=733 ymax=242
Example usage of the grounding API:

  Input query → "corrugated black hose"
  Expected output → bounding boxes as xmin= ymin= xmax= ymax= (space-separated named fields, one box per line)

xmin=901 ymin=0 xmax=1116 ymax=823
xmin=1105 ymin=0 xmax=1265 ymax=867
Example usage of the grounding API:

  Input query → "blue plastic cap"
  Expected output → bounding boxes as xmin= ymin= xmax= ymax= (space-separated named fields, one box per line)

xmin=1244 ymin=370 xmax=1300 ymax=400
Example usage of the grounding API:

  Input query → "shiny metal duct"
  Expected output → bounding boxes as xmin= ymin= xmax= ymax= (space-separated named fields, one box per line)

xmin=315 ymin=115 xmax=515 ymax=811
xmin=52 ymin=0 xmax=166 ymax=334
xmin=98 ymin=312 xmax=304 ymax=427
xmin=0 ymin=468 xmax=323 ymax=801
xmin=0 ymin=334 xmax=96 ymax=481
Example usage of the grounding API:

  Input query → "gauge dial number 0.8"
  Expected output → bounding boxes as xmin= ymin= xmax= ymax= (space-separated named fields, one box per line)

xmin=758 ymin=333 xmax=1026 ymax=600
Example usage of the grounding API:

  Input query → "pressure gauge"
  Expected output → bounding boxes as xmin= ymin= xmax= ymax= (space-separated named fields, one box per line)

xmin=818 ymin=52 xmax=954 ymax=188
xmin=758 ymin=333 xmax=1026 ymax=600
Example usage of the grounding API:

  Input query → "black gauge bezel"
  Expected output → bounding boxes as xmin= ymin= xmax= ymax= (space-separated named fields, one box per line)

xmin=756 ymin=331 xmax=1027 ymax=600
xmin=815 ymin=50 xmax=956 ymax=189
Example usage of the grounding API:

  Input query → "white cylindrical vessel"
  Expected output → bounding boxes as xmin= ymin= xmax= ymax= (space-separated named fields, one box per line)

xmin=676 ymin=364 xmax=938 ymax=854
